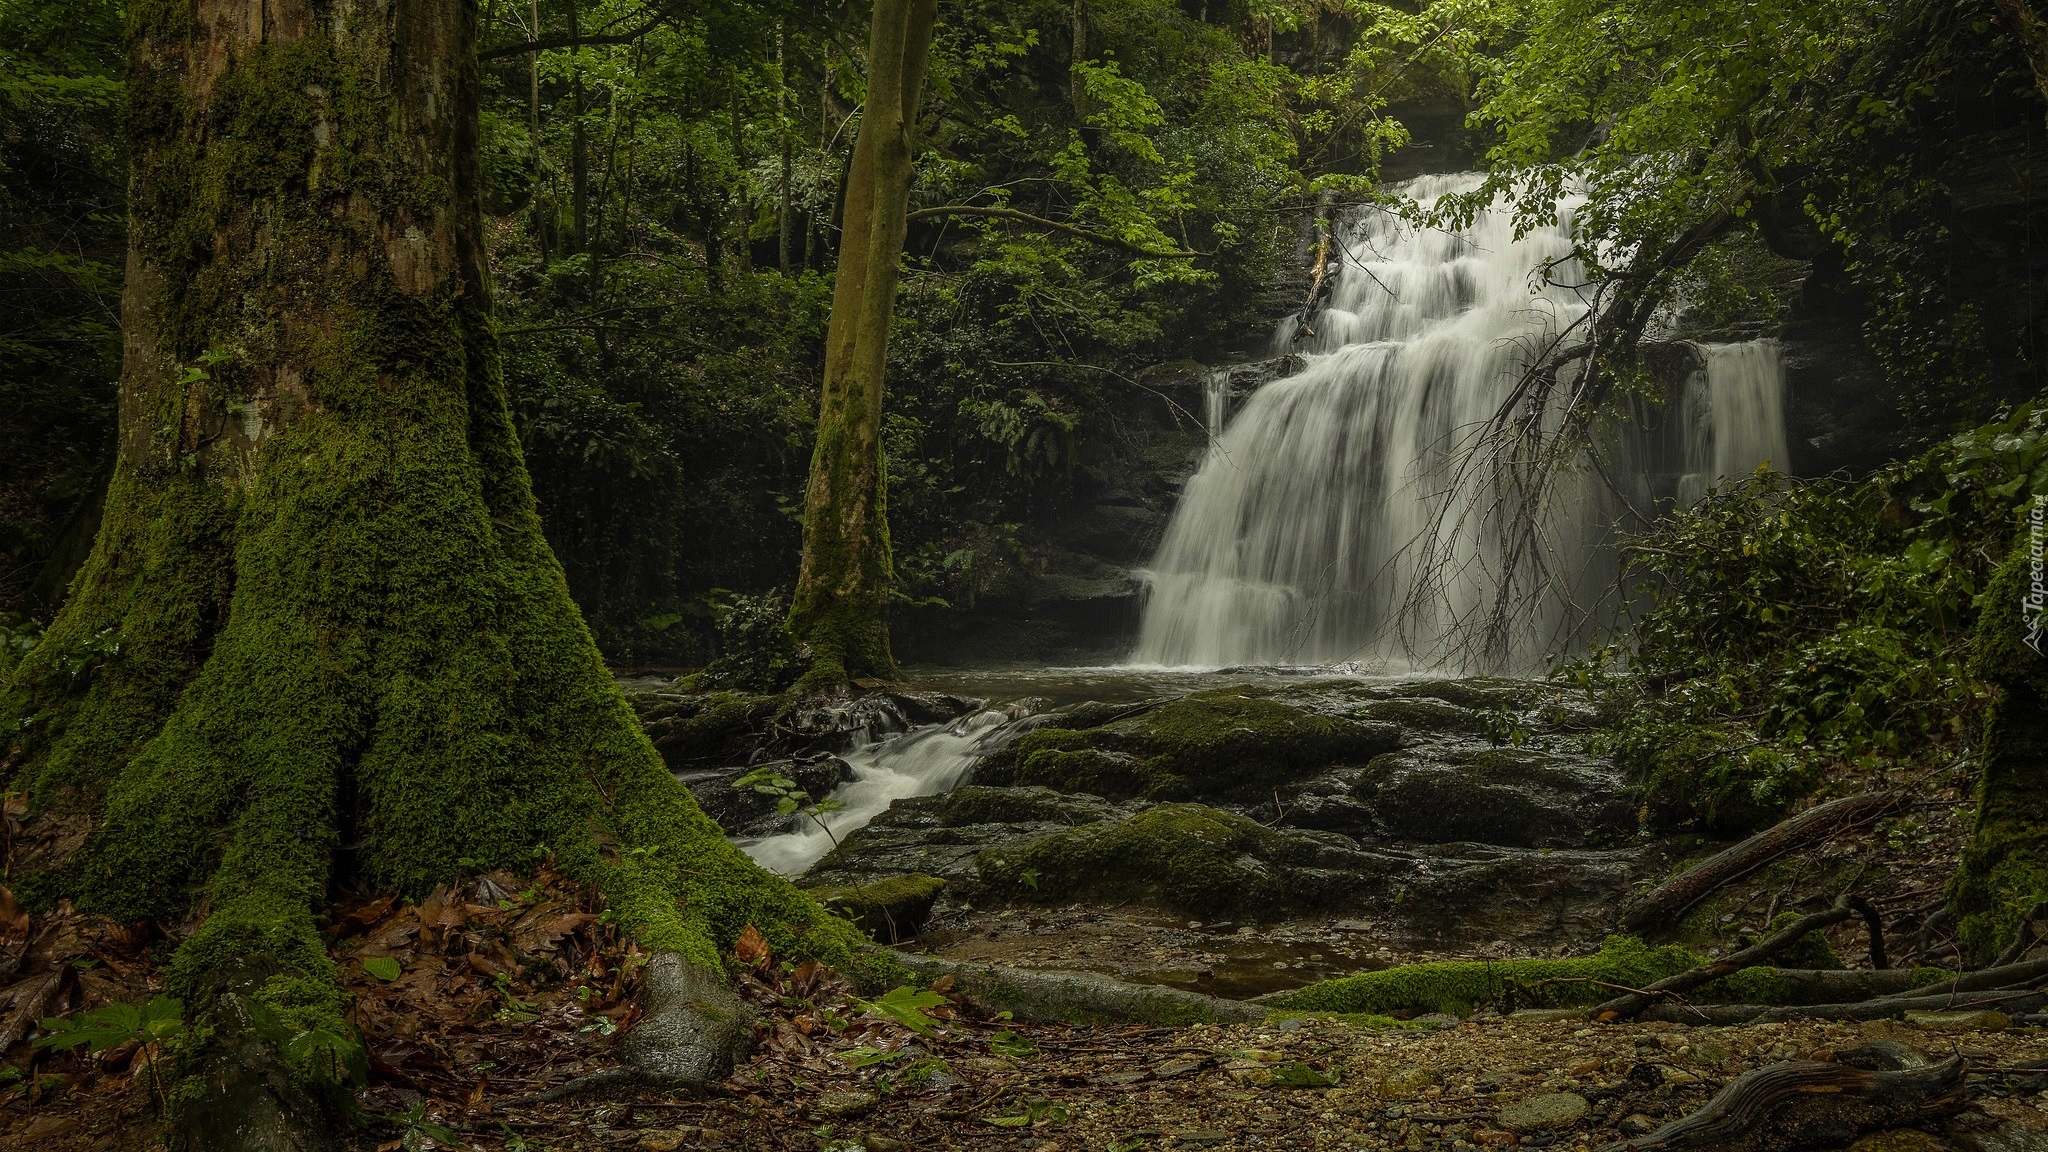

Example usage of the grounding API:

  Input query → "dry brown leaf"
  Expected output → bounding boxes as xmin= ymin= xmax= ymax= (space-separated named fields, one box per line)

xmin=735 ymin=924 xmax=770 ymax=967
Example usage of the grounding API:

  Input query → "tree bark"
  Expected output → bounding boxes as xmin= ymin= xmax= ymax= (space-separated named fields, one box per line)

xmin=1 ymin=0 xmax=859 ymax=1137
xmin=789 ymin=0 xmax=938 ymax=688
xmin=1950 ymin=536 xmax=2048 ymax=962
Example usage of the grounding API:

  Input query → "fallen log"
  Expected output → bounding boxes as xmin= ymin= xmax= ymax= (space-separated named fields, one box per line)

xmin=1622 ymin=792 xmax=1900 ymax=933
xmin=1596 ymin=1057 xmax=1966 ymax=1152
xmin=1638 ymin=988 xmax=2046 ymax=1026
xmin=1594 ymin=895 xmax=1867 ymax=1021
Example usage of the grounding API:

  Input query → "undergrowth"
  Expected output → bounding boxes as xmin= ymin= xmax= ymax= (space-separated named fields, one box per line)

xmin=1561 ymin=405 xmax=2048 ymax=833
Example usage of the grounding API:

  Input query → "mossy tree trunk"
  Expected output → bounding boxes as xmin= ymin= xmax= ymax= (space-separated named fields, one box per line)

xmin=1951 ymin=533 xmax=2048 ymax=961
xmin=789 ymin=0 xmax=938 ymax=689
xmin=0 ymin=0 xmax=856 ymax=1135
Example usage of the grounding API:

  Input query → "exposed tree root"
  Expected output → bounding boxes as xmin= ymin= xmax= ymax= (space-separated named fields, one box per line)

xmin=1594 ymin=894 xmax=1873 ymax=1020
xmin=1596 ymin=1057 xmax=1967 ymax=1152
xmin=894 ymin=954 xmax=1267 ymax=1026
xmin=1622 ymin=793 xmax=1901 ymax=933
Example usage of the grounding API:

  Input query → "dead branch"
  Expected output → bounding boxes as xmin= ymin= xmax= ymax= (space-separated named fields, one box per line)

xmin=1593 ymin=895 xmax=1867 ymax=1021
xmin=1596 ymin=1057 xmax=1966 ymax=1152
xmin=1640 ymin=987 xmax=2047 ymax=1026
xmin=1622 ymin=793 xmax=1902 ymax=932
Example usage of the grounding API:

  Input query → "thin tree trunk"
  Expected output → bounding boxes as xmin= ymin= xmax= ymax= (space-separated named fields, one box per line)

xmin=569 ymin=2 xmax=589 ymax=253
xmin=1993 ymin=0 xmax=2048 ymax=108
xmin=778 ymin=27 xmax=792 ymax=275
xmin=529 ymin=0 xmax=549 ymax=266
xmin=789 ymin=0 xmax=938 ymax=688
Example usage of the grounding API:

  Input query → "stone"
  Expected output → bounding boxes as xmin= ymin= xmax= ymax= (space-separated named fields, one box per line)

xmin=1904 ymin=1009 xmax=2012 ymax=1031
xmin=1496 ymin=1093 xmax=1591 ymax=1132
xmin=1352 ymin=745 xmax=1636 ymax=848
xmin=1846 ymin=1132 xmax=1949 ymax=1152
xmin=864 ymin=1136 xmax=908 ymax=1152
xmin=1174 ymin=1132 xmax=1230 ymax=1146
xmin=1511 ymin=1007 xmax=1586 ymax=1022
xmin=1377 ymin=1066 xmax=1440 ymax=1098
xmin=816 ymin=1089 xmax=880 ymax=1117
xmin=1618 ymin=1114 xmax=1660 ymax=1137
xmin=636 ymin=1131 xmax=695 ymax=1152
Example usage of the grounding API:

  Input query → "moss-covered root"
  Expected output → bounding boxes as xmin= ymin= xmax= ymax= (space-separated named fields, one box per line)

xmin=1272 ymin=937 xmax=1704 ymax=1016
xmin=894 ymin=953 xmax=1266 ymax=1027
xmin=1952 ymin=541 xmax=2048 ymax=961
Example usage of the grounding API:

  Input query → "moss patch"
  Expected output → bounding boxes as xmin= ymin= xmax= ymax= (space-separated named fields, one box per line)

xmin=975 ymin=803 xmax=1344 ymax=915
xmin=804 ymin=873 xmax=947 ymax=942
xmin=1271 ymin=937 xmax=1703 ymax=1016
xmin=1007 ymin=689 xmax=1398 ymax=800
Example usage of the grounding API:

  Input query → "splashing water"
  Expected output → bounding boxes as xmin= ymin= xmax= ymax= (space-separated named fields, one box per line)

xmin=741 ymin=708 xmax=1031 ymax=876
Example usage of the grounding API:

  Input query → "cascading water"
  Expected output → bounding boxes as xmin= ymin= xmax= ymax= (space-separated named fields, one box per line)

xmin=742 ymin=707 xmax=1033 ymax=875
xmin=1132 ymin=173 xmax=1793 ymax=672
xmin=1676 ymin=340 xmax=1791 ymax=508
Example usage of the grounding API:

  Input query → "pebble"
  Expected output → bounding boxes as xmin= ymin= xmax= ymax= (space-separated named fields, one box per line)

xmin=1496 ymin=1092 xmax=1591 ymax=1132
xmin=815 ymin=1089 xmax=880 ymax=1117
xmin=1903 ymin=1009 xmax=2012 ymax=1031
xmin=1377 ymin=1066 xmax=1439 ymax=1098
xmin=864 ymin=1136 xmax=908 ymax=1152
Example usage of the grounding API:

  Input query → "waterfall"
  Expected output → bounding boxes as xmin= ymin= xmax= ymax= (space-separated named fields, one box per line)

xmin=1676 ymin=340 xmax=1791 ymax=508
xmin=1130 ymin=173 xmax=1792 ymax=672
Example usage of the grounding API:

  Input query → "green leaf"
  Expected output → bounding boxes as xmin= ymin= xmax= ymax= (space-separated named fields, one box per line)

xmin=362 ymin=956 xmax=403 ymax=982
xmin=860 ymin=985 xmax=948 ymax=1036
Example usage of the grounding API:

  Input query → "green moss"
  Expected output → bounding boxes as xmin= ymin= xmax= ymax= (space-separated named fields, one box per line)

xmin=1271 ymin=936 xmax=1703 ymax=1016
xmin=1952 ymin=542 xmax=2048 ymax=962
xmin=642 ymin=691 xmax=786 ymax=765
xmin=1006 ymin=689 xmax=1396 ymax=800
xmin=0 ymin=6 xmax=863 ymax=1120
xmin=977 ymin=803 xmax=1324 ymax=915
xmin=937 ymin=785 xmax=1109 ymax=826
xmin=804 ymin=873 xmax=946 ymax=939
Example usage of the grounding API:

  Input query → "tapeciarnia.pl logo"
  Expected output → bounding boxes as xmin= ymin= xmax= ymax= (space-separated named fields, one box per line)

xmin=2028 ymin=495 xmax=2048 ymax=656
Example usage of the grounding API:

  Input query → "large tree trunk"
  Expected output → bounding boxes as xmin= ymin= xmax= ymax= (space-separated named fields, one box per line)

xmin=1950 ymin=532 xmax=2048 ymax=961
xmin=789 ymin=0 xmax=938 ymax=688
xmin=0 ymin=0 xmax=856 ymax=1139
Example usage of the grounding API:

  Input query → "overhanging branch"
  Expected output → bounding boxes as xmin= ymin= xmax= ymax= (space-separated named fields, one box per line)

xmin=905 ymin=205 xmax=1204 ymax=259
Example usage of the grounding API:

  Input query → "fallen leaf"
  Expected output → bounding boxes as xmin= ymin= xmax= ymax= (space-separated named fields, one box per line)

xmin=735 ymin=924 xmax=770 ymax=967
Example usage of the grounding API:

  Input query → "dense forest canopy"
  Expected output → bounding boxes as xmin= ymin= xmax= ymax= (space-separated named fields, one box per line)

xmin=4 ymin=0 xmax=2040 ymax=672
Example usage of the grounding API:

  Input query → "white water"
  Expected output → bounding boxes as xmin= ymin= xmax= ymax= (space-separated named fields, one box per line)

xmin=742 ymin=709 xmax=1025 ymax=875
xmin=1131 ymin=173 xmax=1792 ymax=672
xmin=1676 ymin=340 xmax=1791 ymax=508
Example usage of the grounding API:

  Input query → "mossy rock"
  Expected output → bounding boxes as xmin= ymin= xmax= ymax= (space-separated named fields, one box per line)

xmin=1272 ymin=935 xmax=1702 ymax=1016
xmin=974 ymin=802 xmax=1371 ymax=915
xmin=641 ymin=691 xmax=786 ymax=768
xmin=803 ymin=874 xmax=947 ymax=943
xmin=1007 ymin=689 xmax=1400 ymax=801
xmin=936 ymin=785 xmax=1120 ymax=827
xmin=1353 ymin=746 xmax=1635 ymax=847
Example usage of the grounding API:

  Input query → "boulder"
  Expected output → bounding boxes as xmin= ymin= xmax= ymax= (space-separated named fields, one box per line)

xmin=1352 ymin=744 xmax=1636 ymax=848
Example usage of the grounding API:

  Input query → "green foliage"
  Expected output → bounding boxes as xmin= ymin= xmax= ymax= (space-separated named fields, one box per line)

xmin=697 ymin=589 xmax=807 ymax=693
xmin=361 ymin=956 xmax=402 ymax=982
xmin=0 ymin=0 xmax=123 ymax=615
xmin=1272 ymin=936 xmax=1703 ymax=1016
xmin=1566 ymin=406 xmax=2048 ymax=830
xmin=34 ymin=994 xmax=185 ymax=1053
xmin=858 ymin=985 xmax=949 ymax=1036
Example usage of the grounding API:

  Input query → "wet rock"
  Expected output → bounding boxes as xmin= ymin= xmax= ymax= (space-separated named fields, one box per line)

xmin=973 ymin=802 xmax=1406 ymax=916
xmin=679 ymin=753 xmax=852 ymax=838
xmin=1352 ymin=743 xmax=1636 ymax=848
xmin=639 ymin=691 xmax=784 ymax=768
xmin=999 ymin=688 xmax=1403 ymax=801
xmin=803 ymin=874 xmax=947 ymax=942
xmin=1496 ymin=1092 xmax=1589 ymax=1132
